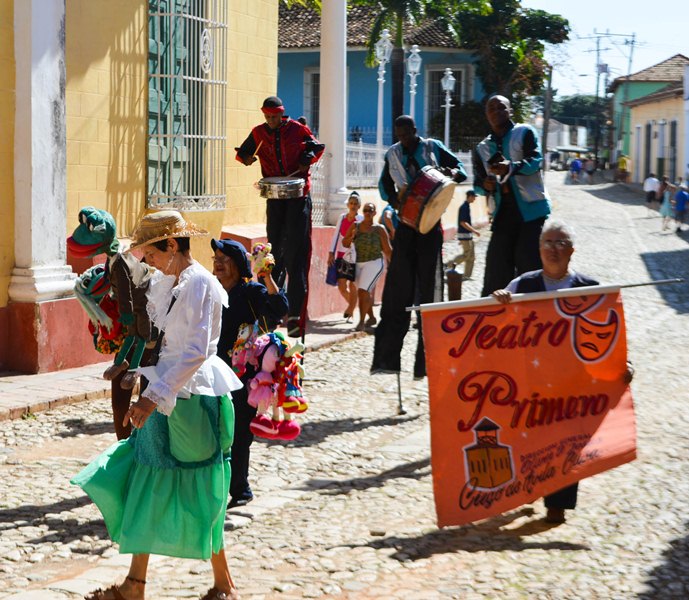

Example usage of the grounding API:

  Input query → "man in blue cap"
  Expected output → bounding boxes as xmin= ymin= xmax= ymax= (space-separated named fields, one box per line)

xmin=211 ymin=238 xmax=288 ymax=508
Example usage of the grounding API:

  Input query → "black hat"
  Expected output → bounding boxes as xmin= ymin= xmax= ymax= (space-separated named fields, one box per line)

xmin=211 ymin=238 xmax=252 ymax=278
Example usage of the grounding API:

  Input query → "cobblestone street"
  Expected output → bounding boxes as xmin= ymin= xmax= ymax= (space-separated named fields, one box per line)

xmin=1 ymin=172 xmax=688 ymax=599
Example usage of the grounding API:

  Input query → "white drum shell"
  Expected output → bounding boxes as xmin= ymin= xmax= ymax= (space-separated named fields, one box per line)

xmin=258 ymin=177 xmax=305 ymax=199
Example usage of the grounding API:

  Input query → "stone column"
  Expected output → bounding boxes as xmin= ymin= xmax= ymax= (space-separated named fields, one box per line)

xmin=319 ymin=0 xmax=350 ymax=225
xmin=7 ymin=0 xmax=95 ymax=373
xmin=9 ymin=0 xmax=74 ymax=303
xmin=634 ymin=125 xmax=642 ymax=183
xmin=684 ymin=66 xmax=689 ymax=181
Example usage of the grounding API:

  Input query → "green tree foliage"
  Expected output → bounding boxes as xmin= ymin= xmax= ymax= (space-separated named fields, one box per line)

xmin=451 ymin=0 xmax=569 ymax=118
xmin=350 ymin=0 xmax=491 ymax=136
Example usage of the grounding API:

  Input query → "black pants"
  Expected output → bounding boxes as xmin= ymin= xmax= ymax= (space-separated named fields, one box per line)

xmin=266 ymin=196 xmax=312 ymax=324
xmin=372 ymin=223 xmax=442 ymax=375
xmin=481 ymin=216 xmax=546 ymax=296
xmin=229 ymin=385 xmax=258 ymax=502
xmin=544 ymin=483 xmax=578 ymax=510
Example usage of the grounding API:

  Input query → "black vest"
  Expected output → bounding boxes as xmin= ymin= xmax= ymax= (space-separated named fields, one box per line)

xmin=515 ymin=270 xmax=599 ymax=293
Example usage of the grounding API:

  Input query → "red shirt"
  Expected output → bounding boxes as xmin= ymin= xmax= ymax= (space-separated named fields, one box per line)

xmin=236 ymin=118 xmax=324 ymax=196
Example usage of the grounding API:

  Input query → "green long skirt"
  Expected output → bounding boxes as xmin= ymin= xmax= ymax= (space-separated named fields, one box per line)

xmin=71 ymin=394 xmax=234 ymax=560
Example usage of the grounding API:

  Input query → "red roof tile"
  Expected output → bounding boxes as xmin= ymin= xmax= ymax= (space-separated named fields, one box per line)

xmin=279 ymin=5 xmax=458 ymax=50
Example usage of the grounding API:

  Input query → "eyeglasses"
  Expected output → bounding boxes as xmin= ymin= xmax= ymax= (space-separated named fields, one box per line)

xmin=211 ymin=254 xmax=232 ymax=263
xmin=540 ymin=239 xmax=572 ymax=249
xmin=363 ymin=208 xmax=375 ymax=213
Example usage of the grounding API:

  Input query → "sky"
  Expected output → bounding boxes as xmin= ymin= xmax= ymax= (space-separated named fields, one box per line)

xmin=520 ymin=0 xmax=688 ymax=98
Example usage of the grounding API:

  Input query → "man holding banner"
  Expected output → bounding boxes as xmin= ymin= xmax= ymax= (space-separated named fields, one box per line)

xmin=421 ymin=218 xmax=636 ymax=527
xmin=492 ymin=218 xmax=627 ymax=523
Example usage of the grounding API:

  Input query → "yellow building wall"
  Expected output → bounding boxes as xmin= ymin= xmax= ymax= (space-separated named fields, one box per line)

xmin=630 ymin=96 xmax=685 ymax=181
xmin=65 ymin=0 xmax=149 ymax=240
xmin=226 ymin=0 xmax=279 ymax=225
xmin=64 ymin=1 xmax=278 ymax=260
xmin=0 ymin=0 xmax=14 ymax=308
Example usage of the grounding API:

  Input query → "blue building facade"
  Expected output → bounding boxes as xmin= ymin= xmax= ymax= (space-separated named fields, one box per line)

xmin=277 ymin=7 xmax=485 ymax=147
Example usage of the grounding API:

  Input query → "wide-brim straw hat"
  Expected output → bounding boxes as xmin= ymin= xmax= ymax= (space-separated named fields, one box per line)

xmin=128 ymin=210 xmax=208 ymax=251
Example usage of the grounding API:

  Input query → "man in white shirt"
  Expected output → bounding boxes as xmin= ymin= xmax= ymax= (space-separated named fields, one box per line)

xmin=643 ymin=172 xmax=660 ymax=215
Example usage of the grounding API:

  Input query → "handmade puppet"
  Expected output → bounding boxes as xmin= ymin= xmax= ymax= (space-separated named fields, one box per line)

xmin=73 ymin=264 xmax=125 ymax=355
xmin=251 ymin=241 xmax=275 ymax=279
xmin=67 ymin=207 xmax=154 ymax=390
xmin=233 ymin=328 xmax=307 ymax=441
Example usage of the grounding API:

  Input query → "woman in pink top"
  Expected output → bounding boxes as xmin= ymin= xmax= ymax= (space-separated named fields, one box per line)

xmin=328 ymin=191 xmax=363 ymax=321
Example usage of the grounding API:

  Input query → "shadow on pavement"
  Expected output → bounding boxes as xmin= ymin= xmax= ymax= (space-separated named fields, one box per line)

xmin=261 ymin=414 xmax=421 ymax=448
xmin=340 ymin=507 xmax=589 ymax=559
xmin=638 ymin=523 xmax=689 ymax=599
xmin=639 ymin=249 xmax=689 ymax=314
xmin=0 ymin=495 xmax=109 ymax=545
xmin=56 ymin=418 xmax=115 ymax=438
xmin=299 ymin=457 xmax=430 ymax=495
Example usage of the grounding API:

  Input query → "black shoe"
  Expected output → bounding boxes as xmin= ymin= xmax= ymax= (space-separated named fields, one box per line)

xmin=228 ymin=495 xmax=254 ymax=509
xmin=370 ymin=367 xmax=399 ymax=375
xmin=286 ymin=317 xmax=303 ymax=338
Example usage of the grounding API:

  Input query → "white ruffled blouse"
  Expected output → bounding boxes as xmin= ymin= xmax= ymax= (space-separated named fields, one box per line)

xmin=137 ymin=261 xmax=243 ymax=416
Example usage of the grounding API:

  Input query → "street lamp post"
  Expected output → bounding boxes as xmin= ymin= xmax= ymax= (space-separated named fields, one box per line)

xmin=441 ymin=67 xmax=456 ymax=148
xmin=375 ymin=29 xmax=393 ymax=151
xmin=406 ymin=44 xmax=422 ymax=122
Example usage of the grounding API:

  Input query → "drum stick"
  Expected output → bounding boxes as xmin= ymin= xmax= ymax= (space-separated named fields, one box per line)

xmin=252 ymin=140 xmax=263 ymax=158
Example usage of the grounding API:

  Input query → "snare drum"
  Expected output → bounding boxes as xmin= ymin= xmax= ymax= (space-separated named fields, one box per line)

xmin=258 ymin=177 xmax=305 ymax=199
xmin=398 ymin=166 xmax=456 ymax=234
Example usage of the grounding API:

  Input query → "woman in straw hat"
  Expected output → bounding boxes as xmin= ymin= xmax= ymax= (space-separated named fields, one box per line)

xmin=72 ymin=210 xmax=243 ymax=600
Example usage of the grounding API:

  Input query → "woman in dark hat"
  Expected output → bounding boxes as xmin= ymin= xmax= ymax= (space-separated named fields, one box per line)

xmin=211 ymin=238 xmax=288 ymax=508
xmin=73 ymin=210 xmax=243 ymax=600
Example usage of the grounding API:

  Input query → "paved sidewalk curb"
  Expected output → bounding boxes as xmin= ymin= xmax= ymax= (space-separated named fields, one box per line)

xmin=0 ymin=323 xmax=367 ymax=423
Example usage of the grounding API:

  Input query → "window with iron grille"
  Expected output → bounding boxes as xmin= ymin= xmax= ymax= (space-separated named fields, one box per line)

xmin=303 ymin=68 xmax=320 ymax=134
xmin=148 ymin=0 xmax=228 ymax=210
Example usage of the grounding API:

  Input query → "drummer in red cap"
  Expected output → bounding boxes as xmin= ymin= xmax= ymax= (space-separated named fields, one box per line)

xmin=235 ymin=96 xmax=324 ymax=338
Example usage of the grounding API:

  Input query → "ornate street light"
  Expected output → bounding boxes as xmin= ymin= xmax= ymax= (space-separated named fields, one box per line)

xmin=441 ymin=67 xmax=456 ymax=148
xmin=406 ymin=45 xmax=422 ymax=122
xmin=375 ymin=29 xmax=393 ymax=151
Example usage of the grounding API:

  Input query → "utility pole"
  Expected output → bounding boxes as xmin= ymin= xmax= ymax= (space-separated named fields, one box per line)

xmin=542 ymin=64 xmax=553 ymax=171
xmin=616 ymin=33 xmax=636 ymax=162
xmin=579 ymin=30 xmax=634 ymax=167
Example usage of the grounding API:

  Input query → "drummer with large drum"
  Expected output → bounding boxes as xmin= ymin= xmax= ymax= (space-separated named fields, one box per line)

xmin=235 ymin=96 xmax=325 ymax=338
xmin=371 ymin=115 xmax=467 ymax=380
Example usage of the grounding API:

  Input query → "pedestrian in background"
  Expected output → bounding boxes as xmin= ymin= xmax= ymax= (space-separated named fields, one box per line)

xmin=569 ymin=156 xmax=582 ymax=183
xmin=674 ymin=185 xmax=688 ymax=232
xmin=212 ymin=238 xmax=288 ymax=510
xmin=328 ymin=191 xmax=363 ymax=322
xmin=473 ymin=94 xmax=551 ymax=297
xmin=72 ymin=210 xmax=243 ymax=600
xmin=445 ymin=189 xmax=480 ymax=279
xmin=343 ymin=202 xmax=392 ymax=332
xmin=658 ymin=176 xmax=675 ymax=231
xmin=643 ymin=172 xmax=660 ymax=216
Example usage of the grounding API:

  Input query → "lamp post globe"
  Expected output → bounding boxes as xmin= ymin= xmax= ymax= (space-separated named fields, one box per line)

xmin=406 ymin=44 xmax=422 ymax=121
xmin=375 ymin=29 xmax=393 ymax=153
xmin=441 ymin=68 xmax=456 ymax=148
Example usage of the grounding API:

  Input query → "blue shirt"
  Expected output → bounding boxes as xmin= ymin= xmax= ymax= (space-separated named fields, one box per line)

xmin=675 ymin=189 xmax=688 ymax=212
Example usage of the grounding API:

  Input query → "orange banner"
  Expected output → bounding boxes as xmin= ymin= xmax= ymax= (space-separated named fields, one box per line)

xmin=421 ymin=287 xmax=636 ymax=527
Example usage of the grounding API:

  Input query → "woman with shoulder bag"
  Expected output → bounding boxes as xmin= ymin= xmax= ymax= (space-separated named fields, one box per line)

xmin=327 ymin=191 xmax=363 ymax=321
xmin=342 ymin=202 xmax=392 ymax=332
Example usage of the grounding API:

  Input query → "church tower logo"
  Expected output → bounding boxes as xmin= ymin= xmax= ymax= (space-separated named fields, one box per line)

xmin=463 ymin=418 xmax=514 ymax=490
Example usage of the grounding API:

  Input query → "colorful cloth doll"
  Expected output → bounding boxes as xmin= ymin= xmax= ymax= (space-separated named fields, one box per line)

xmin=234 ymin=329 xmax=307 ymax=441
xmin=67 ymin=206 xmax=154 ymax=390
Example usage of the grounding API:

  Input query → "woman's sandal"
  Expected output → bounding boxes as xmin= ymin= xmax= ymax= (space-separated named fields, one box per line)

xmin=85 ymin=576 xmax=146 ymax=600
xmin=199 ymin=587 xmax=240 ymax=600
